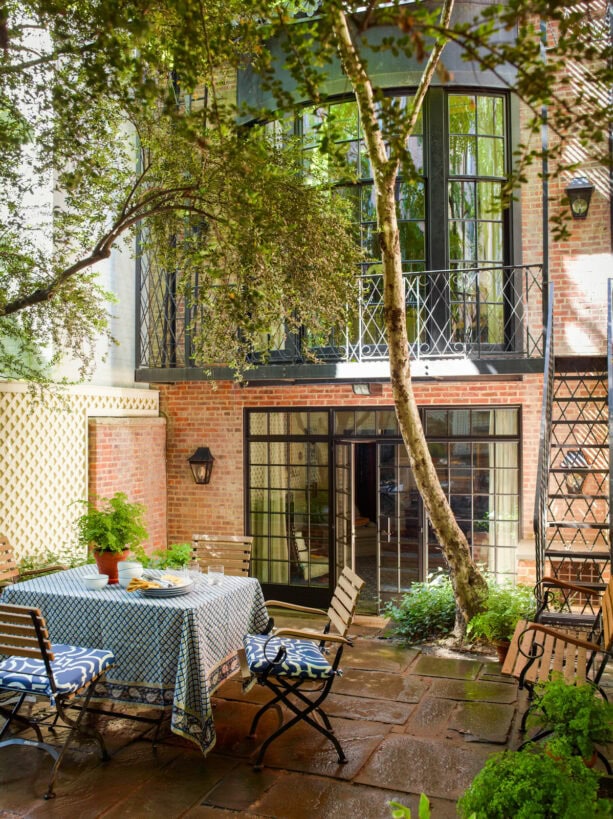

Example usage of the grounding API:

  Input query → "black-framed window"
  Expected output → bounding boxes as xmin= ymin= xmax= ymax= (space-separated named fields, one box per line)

xmin=270 ymin=90 xmax=510 ymax=359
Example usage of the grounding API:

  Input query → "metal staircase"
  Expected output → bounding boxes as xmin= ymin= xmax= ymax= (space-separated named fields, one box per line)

xmin=534 ymin=282 xmax=612 ymax=621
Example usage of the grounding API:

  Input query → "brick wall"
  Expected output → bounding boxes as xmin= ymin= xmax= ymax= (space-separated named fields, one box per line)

xmin=159 ymin=375 xmax=543 ymax=558
xmin=519 ymin=92 xmax=611 ymax=359
xmin=88 ymin=417 xmax=167 ymax=551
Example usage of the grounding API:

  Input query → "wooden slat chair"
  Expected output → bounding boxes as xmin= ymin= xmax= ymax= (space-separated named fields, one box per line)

xmin=0 ymin=603 xmax=115 ymax=799
xmin=191 ymin=534 xmax=253 ymax=577
xmin=241 ymin=566 xmax=365 ymax=770
xmin=0 ymin=535 xmax=66 ymax=589
xmin=502 ymin=576 xmax=613 ymax=765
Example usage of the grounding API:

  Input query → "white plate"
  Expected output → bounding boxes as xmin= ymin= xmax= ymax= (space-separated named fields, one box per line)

xmin=140 ymin=579 xmax=194 ymax=597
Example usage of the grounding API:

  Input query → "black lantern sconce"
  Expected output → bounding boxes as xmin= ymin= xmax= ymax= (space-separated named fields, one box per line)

xmin=560 ymin=449 xmax=588 ymax=494
xmin=565 ymin=177 xmax=594 ymax=219
xmin=188 ymin=447 xmax=215 ymax=485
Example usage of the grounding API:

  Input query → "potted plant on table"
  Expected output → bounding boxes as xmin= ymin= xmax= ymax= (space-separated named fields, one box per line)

xmin=75 ymin=492 xmax=148 ymax=584
xmin=466 ymin=581 xmax=535 ymax=662
xmin=527 ymin=675 xmax=613 ymax=765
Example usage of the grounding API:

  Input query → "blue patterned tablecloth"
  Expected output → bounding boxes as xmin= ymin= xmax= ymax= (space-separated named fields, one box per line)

xmin=1 ymin=565 xmax=268 ymax=754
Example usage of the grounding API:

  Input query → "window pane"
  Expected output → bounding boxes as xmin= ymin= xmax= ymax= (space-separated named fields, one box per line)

xmin=477 ymin=221 xmax=503 ymax=262
xmin=399 ymin=221 xmax=425 ymax=261
xmin=397 ymin=181 xmax=425 ymax=219
xmin=426 ymin=410 xmax=448 ymax=436
xmin=477 ymin=95 xmax=504 ymax=137
xmin=477 ymin=136 xmax=505 ymax=177
xmin=449 ymin=181 xmax=475 ymax=219
xmin=449 ymin=135 xmax=476 ymax=175
xmin=449 ymin=94 xmax=476 ymax=134
xmin=477 ymin=182 xmax=502 ymax=218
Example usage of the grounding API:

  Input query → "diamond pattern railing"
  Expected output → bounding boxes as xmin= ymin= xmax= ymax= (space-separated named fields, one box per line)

xmin=137 ymin=263 xmax=545 ymax=370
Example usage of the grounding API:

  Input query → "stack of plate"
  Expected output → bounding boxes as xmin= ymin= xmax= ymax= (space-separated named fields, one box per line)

xmin=140 ymin=579 xmax=194 ymax=598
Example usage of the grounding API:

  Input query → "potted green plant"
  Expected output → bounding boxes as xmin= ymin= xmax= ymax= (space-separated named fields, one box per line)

xmin=466 ymin=581 xmax=535 ymax=662
xmin=75 ymin=492 xmax=148 ymax=584
xmin=527 ymin=675 xmax=613 ymax=764
xmin=457 ymin=745 xmax=610 ymax=818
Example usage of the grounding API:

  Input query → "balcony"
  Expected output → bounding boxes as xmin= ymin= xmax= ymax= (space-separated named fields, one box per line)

xmin=136 ymin=263 xmax=545 ymax=382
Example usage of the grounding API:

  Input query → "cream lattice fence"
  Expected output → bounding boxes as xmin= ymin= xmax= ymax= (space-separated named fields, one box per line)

xmin=0 ymin=383 xmax=158 ymax=565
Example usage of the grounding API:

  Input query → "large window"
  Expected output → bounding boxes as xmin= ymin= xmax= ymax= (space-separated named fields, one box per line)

xmin=282 ymin=90 xmax=511 ymax=358
xmin=247 ymin=406 xmax=521 ymax=603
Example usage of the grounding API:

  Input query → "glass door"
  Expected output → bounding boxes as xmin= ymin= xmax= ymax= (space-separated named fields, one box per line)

xmin=377 ymin=443 xmax=423 ymax=606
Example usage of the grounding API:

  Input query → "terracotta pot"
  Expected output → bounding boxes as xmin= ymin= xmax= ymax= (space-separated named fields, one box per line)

xmin=93 ymin=549 xmax=128 ymax=584
xmin=494 ymin=640 xmax=511 ymax=664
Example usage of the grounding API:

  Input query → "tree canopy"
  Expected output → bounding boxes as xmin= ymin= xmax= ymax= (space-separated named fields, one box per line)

xmin=0 ymin=0 xmax=360 ymax=382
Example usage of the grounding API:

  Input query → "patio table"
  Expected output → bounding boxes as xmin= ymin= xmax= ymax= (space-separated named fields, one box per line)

xmin=0 ymin=564 xmax=269 ymax=755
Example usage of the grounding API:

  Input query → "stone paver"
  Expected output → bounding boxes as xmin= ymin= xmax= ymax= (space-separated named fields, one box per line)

xmin=333 ymin=667 xmax=428 ymax=702
xmin=412 ymin=654 xmax=482 ymax=680
xmin=355 ymin=734 xmax=496 ymax=801
xmin=448 ymin=701 xmax=516 ymax=744
xmin=406 ymin=695 xmax=457 ymax=736
xmin=429 ymin=677 xmax=519 ymax=703
xmin=0 ymin=626 xmax=535 ymax=818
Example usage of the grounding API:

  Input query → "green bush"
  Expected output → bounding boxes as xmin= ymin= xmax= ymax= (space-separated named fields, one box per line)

xmin=528 ymin=675 xmax=613 ymax=759
xmin=384 ymin=571 xmax=456 ymax=644
xmin=457 ymin=746 xmax=610 ymax=819
xmin=466 ymin=580 xmax=535 ymax=643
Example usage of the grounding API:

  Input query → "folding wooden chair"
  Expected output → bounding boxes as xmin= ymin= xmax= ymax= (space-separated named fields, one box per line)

xmin=191 ymin=534 xmax=253 ymax=576
xmin=502 ymin=576 xmax=613 ymax=696
xmin=502 ymin=575 xmax=613 ymax=768
xmin=0 ymin=603 xmax=115 ymax=799
xmin=241 ymin=566 xmax=365 ymax=769
xmin=0 ymin=535 xmax=66 ymax=590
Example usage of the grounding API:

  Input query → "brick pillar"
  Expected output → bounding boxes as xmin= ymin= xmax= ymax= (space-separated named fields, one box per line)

xmin=88 ymin=417 xmax=167 ymax=551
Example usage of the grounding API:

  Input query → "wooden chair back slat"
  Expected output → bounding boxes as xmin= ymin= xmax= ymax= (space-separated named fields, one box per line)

xmin=326 ymin=567 xmax=365 ymax=637
xmin=0 ymin=535 xmax=18 ymax=585
xmin=601 ymin=582 xmax=613 ymax=650
xmin=192 ymin=534 xmax=253 ymax=576
xmin=0 ymin=604 xmax=54 ymax=661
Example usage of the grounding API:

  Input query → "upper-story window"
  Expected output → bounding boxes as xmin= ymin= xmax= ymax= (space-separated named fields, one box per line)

xmin=291 ymin=90 xmax=509 ymax=357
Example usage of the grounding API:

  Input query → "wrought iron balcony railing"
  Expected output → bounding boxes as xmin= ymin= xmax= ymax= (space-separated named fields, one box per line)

xmin=137 ymin=263 xmax=545 ymax=372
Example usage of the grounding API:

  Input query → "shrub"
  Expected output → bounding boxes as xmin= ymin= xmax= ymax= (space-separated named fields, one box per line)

xmin=466 ymin=580 xmax=535 ymax=643
xmin=528 ymin=675 xmax=613 ymax=759
xmin=457 ymin=746 xmax=610 ymax=819
xmin=384 ymin=571 xmax=456 ymax=644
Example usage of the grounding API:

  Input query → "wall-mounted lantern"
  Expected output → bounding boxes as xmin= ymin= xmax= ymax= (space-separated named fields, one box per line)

xmin=565 ymin=177 xmax=594 ymax=219
xmin=188 ymin=447 xmax=215 ymax=485
xmin=560 ymin=449 xmax=588 ymax=494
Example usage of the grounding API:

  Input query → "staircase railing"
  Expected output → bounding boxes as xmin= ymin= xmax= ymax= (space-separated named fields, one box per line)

xmin=533 ymin=282 xmax=555 ymax=585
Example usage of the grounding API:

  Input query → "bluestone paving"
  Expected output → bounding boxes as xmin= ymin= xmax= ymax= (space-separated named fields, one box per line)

xmin=411 ymin=655 xmax=481 ymax=680
xmin=448 ymin=701 xmax=516 ymax=744
xmin=428 ymin=676 xmax=519 ymax=703
xmin=354 ymin=734 xmax=496 ymax=801
xmin=0 ymin=619 xmax=555 ymax=817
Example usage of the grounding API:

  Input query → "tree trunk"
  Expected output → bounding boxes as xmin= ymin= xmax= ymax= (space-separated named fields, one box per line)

xmin=332 ymin=3 xmax=487 ymax=633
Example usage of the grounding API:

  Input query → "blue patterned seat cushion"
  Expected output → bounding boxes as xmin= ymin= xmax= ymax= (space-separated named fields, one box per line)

xmin=243 ymin=634 xmax=336 ymax=679
xmin=0 ymin=644 xmax=115 ymax=706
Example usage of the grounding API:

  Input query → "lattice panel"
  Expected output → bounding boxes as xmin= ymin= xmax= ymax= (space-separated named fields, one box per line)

xmin=0 ymin=385 xmax=158 ymax=566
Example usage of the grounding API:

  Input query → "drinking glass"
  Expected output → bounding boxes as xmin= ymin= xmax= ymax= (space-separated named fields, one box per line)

xmin=208 ymin=565 xmax=224 ymax=585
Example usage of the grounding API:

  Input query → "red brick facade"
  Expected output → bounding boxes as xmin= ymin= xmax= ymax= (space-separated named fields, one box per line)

xmin=88 ymin=417 xmax=167 ymax=552
xmin=158 ymin=376 xmax=543 ymax=562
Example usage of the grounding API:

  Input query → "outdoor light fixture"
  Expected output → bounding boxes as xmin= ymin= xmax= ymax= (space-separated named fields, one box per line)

xmin=560 ymin=449 xmax=589 ymax=494
xmin=565 ymin=177 xmax=594 ymax=219
xmin=188 ymin=447 xmax=215 ymax=485
xmin=352 ymin=383 xmax=371 ymax=395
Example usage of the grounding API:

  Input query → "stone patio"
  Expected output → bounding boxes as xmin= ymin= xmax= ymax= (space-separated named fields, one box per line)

xmin=0 ymin=615 xmax=610 ymax=817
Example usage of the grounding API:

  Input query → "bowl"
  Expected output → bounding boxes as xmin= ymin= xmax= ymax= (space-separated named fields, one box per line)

xmin=118 ymin=561 xmax=143 ymax=573
xmin=118 ymin=564 xmax=144 ymax=588
xmin=83 ymin=574 xmax=109 ymax=590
